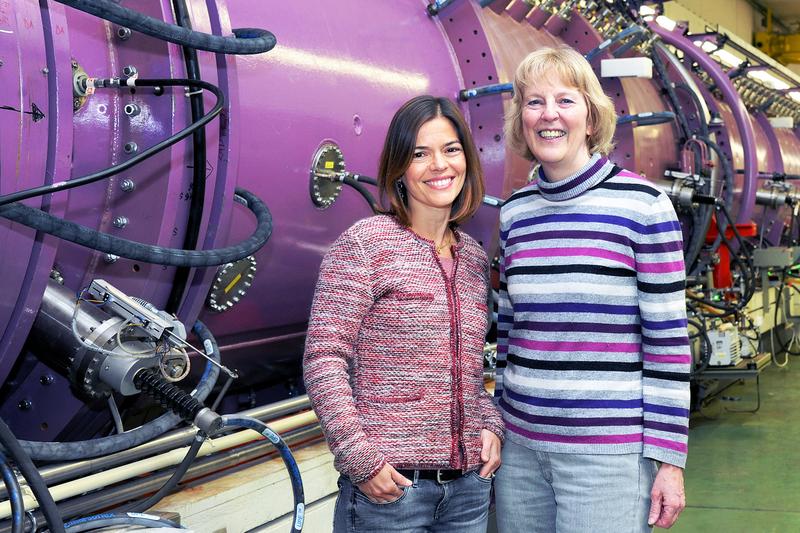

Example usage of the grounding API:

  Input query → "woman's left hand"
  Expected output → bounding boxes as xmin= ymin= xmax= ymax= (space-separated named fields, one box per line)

xmin=478 ymin=429 xmax=501 ymax=478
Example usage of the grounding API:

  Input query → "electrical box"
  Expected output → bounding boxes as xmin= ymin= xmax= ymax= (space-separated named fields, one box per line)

xmin=707 ymin=324 xmax=742 ymax=366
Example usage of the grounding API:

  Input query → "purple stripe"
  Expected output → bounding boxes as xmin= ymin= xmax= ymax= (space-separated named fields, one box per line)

xmin=513 ymin=302 xmax=639 ymax=315
xmin=644 ymin=353 xmax=692 ymax=364
xmin=641 ymin=318 xmax=687 ymax=330
xmin=636 ymin=240 xmax=683 ymax=253
xmin=636 ymin=260 xmax=684 ymax=273
xmin=642 ymin=335 xmax=688 ymax=347
xmin=509 ymin=247 xmax=634 ymax=268
xmin=506 ymin=229 xmax=633 ymax=248
xmin=541 ymin=157 xmax=606 ymax=194
xmin=501 ymin=398 xmax=641 ymax=427
xmin=643 ymin=402 xmax=689 ymax=418
xmin=506 ymin=421 xmax=643 ymax=445
xmin=643 ymin=435 xmax=687 ymax=453
xmin=502 ymin=213 xmax=647 ymax=240
xmin=506 ymin=389 xmax=643 ymax=409
xmin=644 ymin=420 xmax=689 ymax=435
xmin=515 ymin=321 xmax=641 ymax=334
xmin=512 ymin=338 xmax=640 ymax=353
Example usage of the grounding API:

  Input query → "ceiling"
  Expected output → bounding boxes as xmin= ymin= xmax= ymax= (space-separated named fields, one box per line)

xmin=755 ymin=0 xmax=800 ymax=31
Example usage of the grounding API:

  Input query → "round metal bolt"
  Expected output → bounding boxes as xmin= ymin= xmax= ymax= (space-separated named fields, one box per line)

xmin=40 ymin=375 xmax=55 ymax=386
xmin=0 ymin=60 xmax=4 ymax=67
xmin=104 ymin=254 xmax=119 ymax=264
xmin=117 ymin=27 xmax=132 ymax=40
xmin=73 ymin=98 xmax=82 ymax=111
xmin=153 ymin=86 xmax=164 ymax=96
xmin=42 ymin=67 xmax=49 ymax=75
xmin=124 ymin=142 xmax=138 ymax=154
xmin=124 ymin=103 xmax=141 ymax=117
xmin=122 ymin=65 xmax=138 ymax=77
xmin=18 ymin=399 xmax=32 ymax=411
xmin=112 ymin=216 xmax=129 ymax=229
xmin=120 ymin=178 xmax=136 ymax=192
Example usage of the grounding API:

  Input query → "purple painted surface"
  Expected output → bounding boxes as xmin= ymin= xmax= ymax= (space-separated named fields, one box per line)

xmin=198 ymin=0 xmax=465 ymax=341
xmin=650 ymin=22 xmax=757 ymax=224
xmin=506 ymin=0 xmax=532 ymax=22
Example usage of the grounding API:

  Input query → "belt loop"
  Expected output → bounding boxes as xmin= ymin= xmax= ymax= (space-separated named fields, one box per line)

xmin=413 ymin=469 xmax=420 ymax=486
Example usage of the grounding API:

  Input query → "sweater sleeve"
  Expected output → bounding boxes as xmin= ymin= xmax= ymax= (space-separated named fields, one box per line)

xmin=494 ymin=212 xmax=512 ymax=400
xmin=634 ymin=193 xmax=691 ymax=468
xmin=302 ymin=228 xmax=385 ymax=483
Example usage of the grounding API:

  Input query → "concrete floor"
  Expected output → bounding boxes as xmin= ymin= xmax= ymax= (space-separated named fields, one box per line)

xmin=662 ymin=361 xmax=800 ymax=532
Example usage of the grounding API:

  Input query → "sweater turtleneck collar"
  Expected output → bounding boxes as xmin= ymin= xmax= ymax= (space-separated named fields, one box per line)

xmin=536 ymin=153 xmax=616 ymax=202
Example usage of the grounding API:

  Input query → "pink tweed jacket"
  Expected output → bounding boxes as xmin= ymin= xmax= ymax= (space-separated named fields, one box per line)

xmin=303 ymin=215 xmax=504 ymax=483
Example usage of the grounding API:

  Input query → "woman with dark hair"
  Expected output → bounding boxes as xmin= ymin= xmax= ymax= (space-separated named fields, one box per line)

xmin=304 ymin=95 xmax=504 ymax=532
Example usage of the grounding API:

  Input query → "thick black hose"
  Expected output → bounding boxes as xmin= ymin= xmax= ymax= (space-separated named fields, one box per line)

xmin=342 ymin=176 xmax=381 ymax=214
xmin=54 ymin=0 xmax=275 ymax=55
xmin=0 ymin=78 xmax=223 ymax=208
xmin=0 ymin=188 xmax=271 ymax=268
xmin=222 ymin=416 xmax=305 ymax=533
xmin=125 ymin=432 xmax=206 ymax=513
xmin=0 ymin=420 xmax=65 ymax=533
xmin=166 ymin=0 xmax=208 ymax=314
xmin=687 ymin=317 xmax=712 ymax=375
xmin=64 ymin=512 xmax=185 ymax=532
xmin=13 ymin=320 xmax=219 ymax=461
xmin=0 ymin=452 xmax=23 ymax=533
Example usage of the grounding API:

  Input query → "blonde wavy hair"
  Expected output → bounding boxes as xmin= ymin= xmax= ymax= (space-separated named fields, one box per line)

xmin=504 ymin=46 xmax=617 ymax=162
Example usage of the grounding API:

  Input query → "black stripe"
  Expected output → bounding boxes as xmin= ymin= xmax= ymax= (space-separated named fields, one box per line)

xmin=643 ymin=369 xmax=690 ymax=382
xmin=508 ymin=353 xmax=642 ymax=372
xmin=496 ymin=359 xmax=507 ymax=369
xmin=596 ymin=181 xmax=661 ymax=197
xmin=587 ymin=164 xmax=624 ymax=190
xmin=506 ymin=188 xmax=540 ymax=204
xmin=507 ymin=264 xmax=635 ymax=278
xmin=637 ymin=280 xmax=686 ymax=294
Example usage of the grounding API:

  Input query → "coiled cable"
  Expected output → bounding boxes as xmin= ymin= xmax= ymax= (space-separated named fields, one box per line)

xmin=54 ymin=0 xmax=275 ymax=55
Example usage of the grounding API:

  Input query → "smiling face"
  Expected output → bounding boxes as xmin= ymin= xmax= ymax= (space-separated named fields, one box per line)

xmin=522 ymin=76 xmax=592 ymax=181
xmin=402 ymin=116 xmax=466 ymax=217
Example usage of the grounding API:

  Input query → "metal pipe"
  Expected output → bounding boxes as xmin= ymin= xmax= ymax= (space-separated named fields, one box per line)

xmin=0 ymin=410 xmax=319 ymax=518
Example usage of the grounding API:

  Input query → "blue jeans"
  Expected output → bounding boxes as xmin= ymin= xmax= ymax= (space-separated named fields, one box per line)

xmin=494 ymin=439 xmax=657 ymax=533
xmin=333 ymin=470 xmax=492 ymax=532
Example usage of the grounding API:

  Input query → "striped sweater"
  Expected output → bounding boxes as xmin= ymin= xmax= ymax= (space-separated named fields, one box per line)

xmin=495 ymin=154 xmax=690 ymax=468
xmin=304 ymin=215 xmax=505 ymax=483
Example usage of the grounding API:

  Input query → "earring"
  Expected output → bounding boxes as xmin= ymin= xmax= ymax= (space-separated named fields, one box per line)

xmin=396 ymin=180 xmax=407 ymax=204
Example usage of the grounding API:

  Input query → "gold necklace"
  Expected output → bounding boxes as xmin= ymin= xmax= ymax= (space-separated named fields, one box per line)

xmin=435 ymin=230 xmax=453 ymax=256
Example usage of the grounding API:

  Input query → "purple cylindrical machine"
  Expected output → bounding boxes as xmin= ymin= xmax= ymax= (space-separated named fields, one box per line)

xmin=0 ymin=0 xmax=798 ymax=441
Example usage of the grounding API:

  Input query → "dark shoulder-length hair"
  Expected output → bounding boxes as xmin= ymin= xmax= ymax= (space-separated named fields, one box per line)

xmin=377 ymin=95 xmax=485 ymax=226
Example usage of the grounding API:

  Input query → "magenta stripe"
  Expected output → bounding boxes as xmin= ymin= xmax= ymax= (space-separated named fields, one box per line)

xmin=644 ymin=435 xmax=687 ymax=453
xmin=507 ymin=421 xmax=643 ymax=445
xmin=512 ymin=338 xmax=641 ymax=353
xmin=644 ymin=353 xmax=692 ymax=364
xmin=509 ymin=247 xmax=635 ymax=268
xmin=636 ymin=260 xmax=684 ymax=273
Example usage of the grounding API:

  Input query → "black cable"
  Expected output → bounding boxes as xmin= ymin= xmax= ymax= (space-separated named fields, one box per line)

xmin=0 ymin=78 xmax=223 ymax=208
xmin=125 ymin=432 xmax=206 ymax=513
xmin=651 ymin=42 xmax=692 ymax=141
xmin=687 ymin=317 xmax=712 ymax=375
xmin=0 ymin=187 xmax=272 ymax=267
xmin=222 ymin=416 xmax=305 ymax=533
xmin=0 ymin=419 xmax=65 ymax=533
xmin=673 ymin=83 xmax=709 ymax=137
xmin=0 ymin=452 xmax=23 ymax=533
xmin=64 ymin=512 xmax=185 ymax=532
xmin=342 ymin=176 xmax=381 ymax=214
xmin=54 ymin=0 xmax=275 ymax=55
xmin=166 ymin=0 xmax=207 ymax=314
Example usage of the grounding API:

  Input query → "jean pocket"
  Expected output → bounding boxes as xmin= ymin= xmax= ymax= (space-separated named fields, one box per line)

xmin=354 ymin=485 xmax=410 ymax=506
xmin=470 ymin=470 xmax=494 ymax=484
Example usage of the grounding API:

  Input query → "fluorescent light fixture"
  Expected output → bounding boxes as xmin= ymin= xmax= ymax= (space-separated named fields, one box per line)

xmin=747 ymin=69 xmax=790 ymax=90
xmin=639 ymin=5 xmax=656 ymax=16
xmin=693 ymin=40 xmax=718 ymax=53
xmin=655 ymin=15 xmax=676 ymax=31
xmin=711 ymin=49 xmax=743 ymax=68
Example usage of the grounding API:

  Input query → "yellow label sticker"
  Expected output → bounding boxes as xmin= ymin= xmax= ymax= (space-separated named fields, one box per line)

xmin=324 ymin=161 xmax=334 ymax=169
xmin=224 ymin=273 xmax=243 ymax=294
